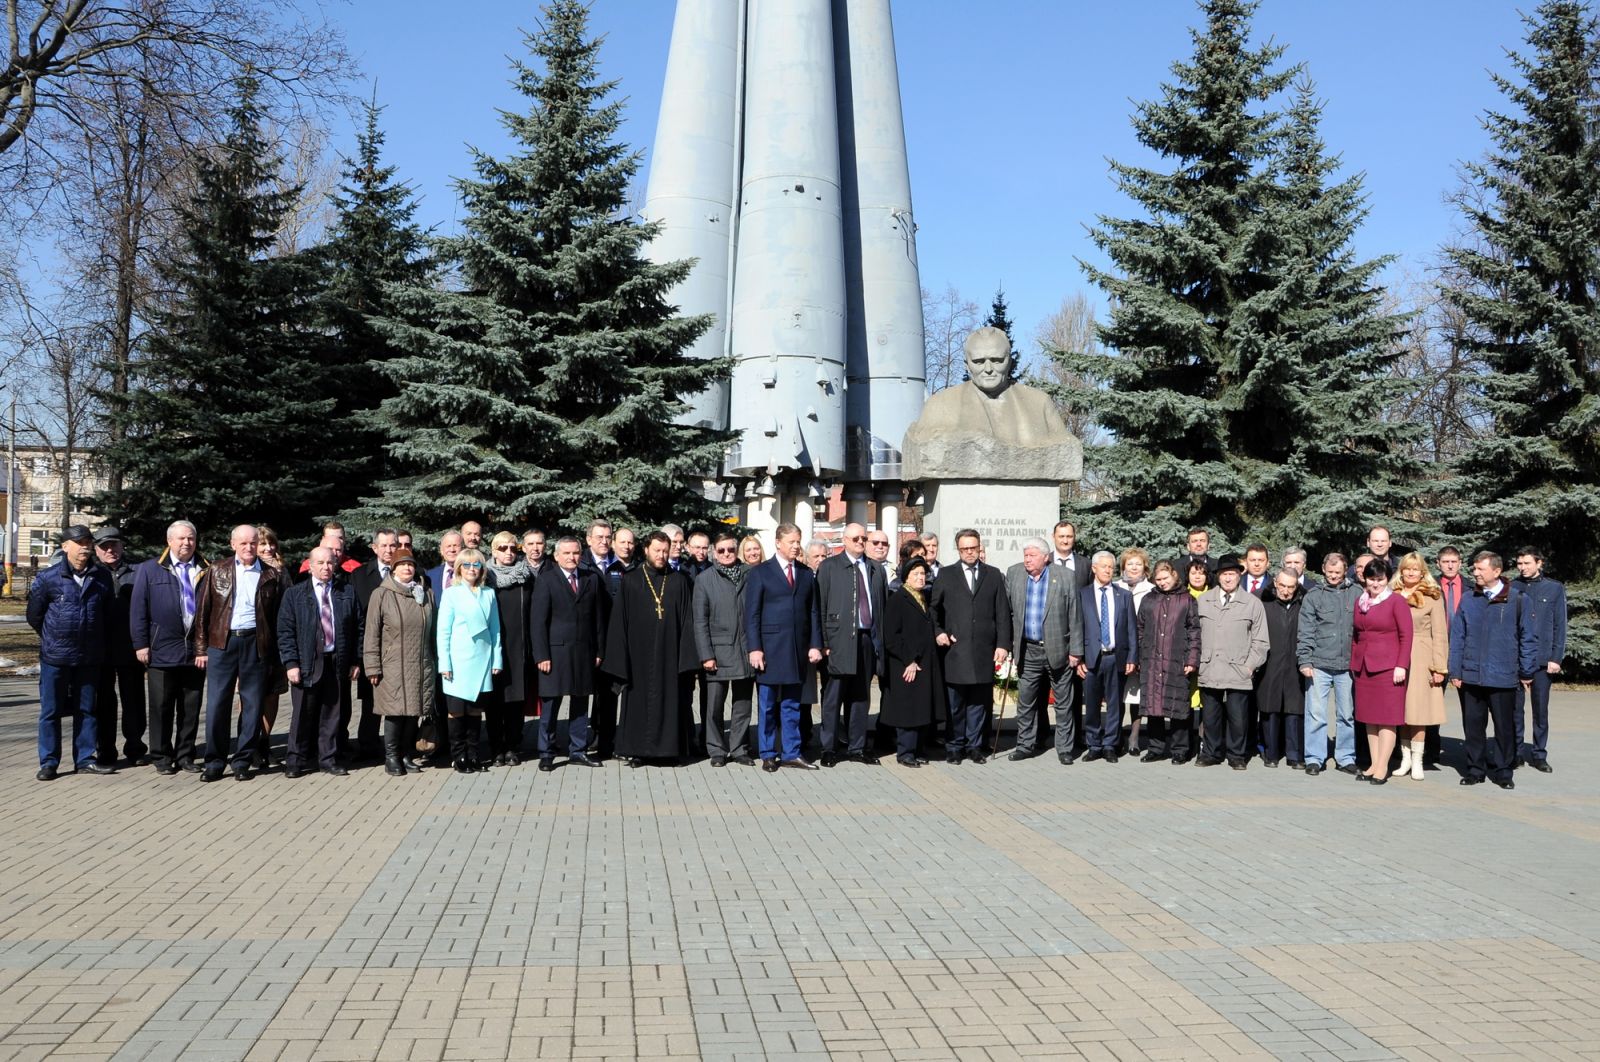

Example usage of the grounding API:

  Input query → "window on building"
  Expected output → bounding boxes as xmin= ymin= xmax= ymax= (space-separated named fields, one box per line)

xmin=69 ymin=458 xmax=84 ymax=477
xmin=29 ymin=493 xmax=52 ymax=514
xmin=28 ymin=530 xmax=51 ymax=556
xmin=31 ymin=456 xmax=51 ymax=477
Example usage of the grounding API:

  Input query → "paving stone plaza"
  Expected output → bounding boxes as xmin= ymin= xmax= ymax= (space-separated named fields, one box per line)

xmin=3 ymin=677 xmax=1598 ymax=1060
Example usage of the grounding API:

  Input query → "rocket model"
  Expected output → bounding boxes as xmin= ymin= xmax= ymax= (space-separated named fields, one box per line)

xmin=642 ymin=0 xmax=925 ymax=536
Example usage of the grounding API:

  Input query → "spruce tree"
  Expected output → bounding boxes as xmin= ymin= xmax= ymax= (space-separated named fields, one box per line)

xmin=1048 ymin=0 xmax=1294 ymax=553
xmin=983 ymin=286 xmax=1020 ymax=379
xmin=95 ymin=77 xmax=337 ymax=557
xmin=318 ymin=97 xmax=433 ymax=532
xmin=1242 ymin=78 xmax=1418 ymax=552
xmin=1439 ymin=0 xmax=1600 ymax=671
xmin=348 ymin=0 xmax=727 ymax=539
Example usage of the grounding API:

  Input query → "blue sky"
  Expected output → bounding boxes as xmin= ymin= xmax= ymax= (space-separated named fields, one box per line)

xmin=341 ymin=0 xmax=1533 ymax=350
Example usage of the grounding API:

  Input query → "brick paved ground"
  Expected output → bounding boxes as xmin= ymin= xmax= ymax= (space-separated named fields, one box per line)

xmin=1 ymin=676 xmax=1597 ymax=1060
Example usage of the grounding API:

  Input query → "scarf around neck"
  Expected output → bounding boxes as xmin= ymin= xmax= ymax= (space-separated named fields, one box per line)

xmin=715 ymin=560 xmax=748 ymax=588
xmin=489 ymin=558 xmax=531 ymax=588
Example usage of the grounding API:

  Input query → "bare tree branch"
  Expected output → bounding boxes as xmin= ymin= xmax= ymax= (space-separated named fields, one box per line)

xmin=921 ymin=283 xmax=980 ymax=394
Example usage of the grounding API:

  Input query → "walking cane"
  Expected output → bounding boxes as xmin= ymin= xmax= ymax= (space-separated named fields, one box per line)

xmin=991 ymin=657 xmax=1015 ymax=758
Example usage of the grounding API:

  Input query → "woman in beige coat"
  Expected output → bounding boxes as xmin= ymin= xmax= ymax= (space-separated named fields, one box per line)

xmin=363 ymin=548 xmax=437 ymax=776
xmin=1392 ymin=552 xmax=1448 ymax=781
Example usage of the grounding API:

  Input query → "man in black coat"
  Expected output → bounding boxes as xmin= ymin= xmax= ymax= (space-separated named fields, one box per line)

xmin=276 ymin=547 xmax=364 ymax=777
xmin=92 ymin=527 xmax=148 ymax=767
xmin=815 ymin=522 xmax=888 ymax=766
xmin=530 ymin=535 xmax=607 ymax=769
xmin=580 ymin=519 xmax=627 ymax=757
xmin=931 ymin=528 xmax=1011 ymax=764
xmin=347 ymin=527 xmax=400 ymax=759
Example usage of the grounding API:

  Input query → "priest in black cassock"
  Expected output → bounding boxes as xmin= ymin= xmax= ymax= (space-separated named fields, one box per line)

xmin=602 ymin=530 xmax=700 ymax=766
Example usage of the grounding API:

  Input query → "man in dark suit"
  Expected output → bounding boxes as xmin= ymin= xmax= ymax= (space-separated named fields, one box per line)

xmin=580 ymin=519 xmax=627 ymax=757
xmin=744 ymin=522 xmax=824 ymax=771
xmin=1078 ymin=551 xmax=1139 ymax=762
xmin=276 ymin=547 xmax=364 ymax=777
xmin=815 ymin=522 xmax=887 ymax=766
xmin=531 ymin=535 xmax=607 ymax=769
xmin=92 ymin=526 xmax=147 ymax=766
xmin=931 ymin=528 xmax=1011 ymax=764
xmin=348 ymin=527 xmax=400 ymax=759
xmin=131 ymin=520 xmax=206 ymax=774
xmin=1005 ymin=538 xmax=1084 ymax=764
xmin=1181 ymin=527 xmax=1219 ymax=589
xmin=1050 ymin=521 xmax=1093 ymax=589
xmin=1428 ymin=545 xmax=1468 ymax=769
xmin=423 ymin=530 xmax=464 ymax=596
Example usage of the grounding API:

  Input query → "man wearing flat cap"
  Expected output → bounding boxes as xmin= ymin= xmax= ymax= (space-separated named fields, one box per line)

xmin=1195 ymin=553 xmax=1269 ymax=770
xmin=26 ymin=526 xmax=117 ymax=780
xmin=93 ymin=527 xmax=147 ymax=767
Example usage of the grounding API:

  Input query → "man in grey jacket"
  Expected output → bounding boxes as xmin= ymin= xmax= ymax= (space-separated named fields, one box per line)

xmin=1005 ymin=539 xmax=1084 ymax=763
xmin=1296 ymin=552 xmax=1361 ymax=776
xmin=1196 ymin=555 xmax=1270 ymax=769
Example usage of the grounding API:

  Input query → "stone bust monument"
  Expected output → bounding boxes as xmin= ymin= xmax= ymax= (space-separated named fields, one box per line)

xmin=901 ymin=326 xmax=1083 ymax=481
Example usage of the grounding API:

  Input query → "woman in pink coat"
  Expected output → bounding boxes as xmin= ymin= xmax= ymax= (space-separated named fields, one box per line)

xmin=1350 ymin=557 xmax=1413 ymax=784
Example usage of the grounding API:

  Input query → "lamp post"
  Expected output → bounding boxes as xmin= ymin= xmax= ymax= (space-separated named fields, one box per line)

xmin=4 ymin=394 xmax=16 ymax=596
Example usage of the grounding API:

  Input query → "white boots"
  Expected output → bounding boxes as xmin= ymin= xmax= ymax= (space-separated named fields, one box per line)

xmin=1411 ymin=737 xmax=1425 ymax=780
xmin=1397 ymin=741 xmax=1412 ymax=777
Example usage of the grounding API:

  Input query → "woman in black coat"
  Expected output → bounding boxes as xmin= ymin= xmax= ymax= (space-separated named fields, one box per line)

xmin=881 ymin=556 xmax=944 ymax=767
xmin=487 ymin=532 xmax=534 ymax=765
xmin=1136 ymin=560 xmax=1200 ymax=764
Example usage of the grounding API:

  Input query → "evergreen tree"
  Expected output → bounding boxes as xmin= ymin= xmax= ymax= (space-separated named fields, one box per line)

xmin=1047 ymin=0 xmax=1294 ymax=553
xmin=318 ymin=96 xmax=433 ymax=531
xmin=1439 ymin=0 xmax=1600 ymax=672
xmin=348 ymin=0 xmax=727 ymax=539
xmin=983 ymin=286 xmax=1020 ymax=379
xmin=1242 ymin=78 xmax=1418 ymax=552
xmin=94 ymin=77 xmax=337 ymax=556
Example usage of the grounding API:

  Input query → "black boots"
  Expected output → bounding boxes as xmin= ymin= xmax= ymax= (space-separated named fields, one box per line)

xmin=383 ymin=719 xmax=406 ymax=776
xmin=400 ymin=718 xmax=425 ymax=772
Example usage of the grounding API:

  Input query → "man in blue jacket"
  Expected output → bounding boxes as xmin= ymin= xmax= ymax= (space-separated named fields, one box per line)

xmin=1077 ymin=551 xmax=1138 ymax=762
xmin=744 ymin=522 xmax=824 ymax=771
xmin=130 ymin=520 xmax=207 ymax=774
xmin=1449 ymin=551 xmax=1537 ymax=790
xmin=26 ymin=525 xmax=117 ymax=781
xmin=1512 ymin=547 xmax=1567 ymax=773
xmin=277 ymin=547 xmax=365 ymax=778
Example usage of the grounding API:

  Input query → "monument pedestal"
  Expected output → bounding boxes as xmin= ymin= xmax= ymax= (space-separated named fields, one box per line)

xmin=920 ymin=480 xmax=1061 ymax=576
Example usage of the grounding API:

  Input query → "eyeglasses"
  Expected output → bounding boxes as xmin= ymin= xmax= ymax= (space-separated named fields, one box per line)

xmin=493 ymin=544 xmax=515 ymax=551
xmin=460 ymin=562 xmax=484 ymax=569
xmin=957 ymin=544 xmax=980 ymax=552
xmin=846 ymin=534 xmax=865 ymax=542
xmin=713 ymin=546 xmax=737 ymax=554
xmin=869 ymin=539 xmax=888 ymax=546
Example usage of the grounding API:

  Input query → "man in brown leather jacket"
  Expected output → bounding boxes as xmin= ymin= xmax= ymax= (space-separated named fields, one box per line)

xmin=193 ymin=524 xmax=284 ymax=781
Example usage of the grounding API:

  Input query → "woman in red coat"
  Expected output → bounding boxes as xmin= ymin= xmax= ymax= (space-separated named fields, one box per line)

xmin=1350 ymin=557 xmax=1413 ymax=784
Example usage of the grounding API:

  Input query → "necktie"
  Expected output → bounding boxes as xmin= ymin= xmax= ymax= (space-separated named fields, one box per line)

xmin=1099 ymin=586 xmax=1111 ymax=650
xmin=568 ymin=571 xmax=579 ymax=595
xmin=1223 ymin=591 xmax=1232 ymax=607
xmin=178 ymin=561 xmax=195 ymax=623
xmin=785 ymin=563 xmax=794 ymax=588
xmin=443 ymin=566 xmax=453 ymax=589
xmin=319 ymin=583 xmax=335 ymax=649
xmin=380 ymin=565 xmax=390 ymax=582
xmin=967 ymin=565 xmax=977 ymax=592
xmin=855 ymin=561 xmax=871 ymax=629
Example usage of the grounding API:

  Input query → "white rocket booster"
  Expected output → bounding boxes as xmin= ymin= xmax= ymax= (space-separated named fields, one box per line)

xmin=643 ymin=0 xmax=924 ymax=508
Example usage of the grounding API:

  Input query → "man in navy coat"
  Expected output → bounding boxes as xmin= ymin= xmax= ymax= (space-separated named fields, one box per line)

xmin=130 ymin=520 xmax=207 ymax=774
xmin=1077 ymin=550 xmax=1138 ymax=762
xmin=743 ymin=522 xmax=823 ymax=771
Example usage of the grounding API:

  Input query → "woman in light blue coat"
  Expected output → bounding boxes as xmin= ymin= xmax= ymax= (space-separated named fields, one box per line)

xmin=435 ymin=548 xmax=502 ymax=772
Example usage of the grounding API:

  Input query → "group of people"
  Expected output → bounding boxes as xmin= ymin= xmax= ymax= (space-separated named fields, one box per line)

xmin=26 ymin=514 xmax=1567 ymax=790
